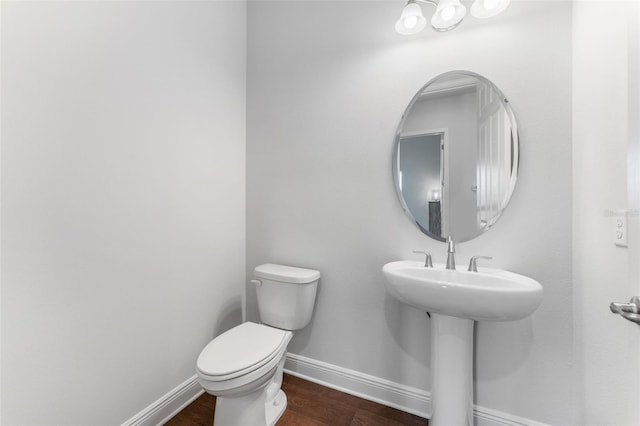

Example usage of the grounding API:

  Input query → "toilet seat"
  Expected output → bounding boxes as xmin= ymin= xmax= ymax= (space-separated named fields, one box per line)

xmin=197 ymin=322 xmax=292 ymax=392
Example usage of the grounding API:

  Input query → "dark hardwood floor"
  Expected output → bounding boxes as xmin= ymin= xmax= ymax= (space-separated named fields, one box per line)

xmin=164 ymin=374 xmax=428 ymax=426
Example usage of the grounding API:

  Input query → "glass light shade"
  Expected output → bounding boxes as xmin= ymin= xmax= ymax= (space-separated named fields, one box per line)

xmin=470 ymin=0 xmax=510 ymax=18
xmin=431 ymin=0 xmax=466 ymax=32
xmin=395 ymin=2 xmax=427 ymax=35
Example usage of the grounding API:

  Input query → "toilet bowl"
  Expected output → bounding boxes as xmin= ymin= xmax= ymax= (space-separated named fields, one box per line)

xmin=197 ymin=322 xmax=293 ymax=425
xmin=196 ymin=264 xmax=320 ymax=426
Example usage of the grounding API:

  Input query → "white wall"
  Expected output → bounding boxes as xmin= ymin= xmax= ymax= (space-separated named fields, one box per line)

xmin=246 ymin=1 xmax=573 ymax=424
xmin=0 ymin=1 xmax=246 ymax=424
xmin=573 ymin=1 xmax=640 ymax=424
xmin=10 ymin=2 xmax=640 ymax=425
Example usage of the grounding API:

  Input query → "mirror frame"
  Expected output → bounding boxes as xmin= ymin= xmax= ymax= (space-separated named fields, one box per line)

xmin=392 ymin=70 xmax=520 ymax=242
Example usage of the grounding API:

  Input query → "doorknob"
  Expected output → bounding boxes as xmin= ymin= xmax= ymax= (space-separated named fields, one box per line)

xmin=610 ymin=296 xmax=640 ymax=324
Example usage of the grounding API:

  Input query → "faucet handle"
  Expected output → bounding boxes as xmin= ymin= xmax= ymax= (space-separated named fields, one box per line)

xmin=413 ymin=250 xmax=433 ymax=268
xmin=468 ymin=256 xmax=492 ymax=272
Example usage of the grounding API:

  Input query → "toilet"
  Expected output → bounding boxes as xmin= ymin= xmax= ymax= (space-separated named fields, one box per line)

xmin=196 ymin=263 xmax=320 ymax=426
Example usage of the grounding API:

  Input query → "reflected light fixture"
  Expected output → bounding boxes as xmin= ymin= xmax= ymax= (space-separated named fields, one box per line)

xmin=395 ymin=0 xmax=510 ymax=34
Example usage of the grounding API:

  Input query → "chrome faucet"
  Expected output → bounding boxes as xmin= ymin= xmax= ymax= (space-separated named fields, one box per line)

xmin=467 ymin=256 xmax=492 ymax=272
xmin=446 ymin=236 xmax=456 ymax=270
xmin=413 ymin=250 xmax=433 ymax=267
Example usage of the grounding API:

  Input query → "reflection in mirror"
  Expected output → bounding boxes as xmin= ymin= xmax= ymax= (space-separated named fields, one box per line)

xmin=393 ymin=71 xmax=519 ymax=243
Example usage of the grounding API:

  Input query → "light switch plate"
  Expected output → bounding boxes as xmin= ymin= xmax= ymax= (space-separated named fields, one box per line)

xmin=613 ymin=210 xmax=628 ymax=247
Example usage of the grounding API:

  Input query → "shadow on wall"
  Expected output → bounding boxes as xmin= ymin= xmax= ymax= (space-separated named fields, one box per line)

xmin=473 ymin=319 xmax=535 ymax=382
xmin=213 ymin=297 xmax=244 ymax=338
xmin=384 ymin=291 xmax=534 ymax=389
xmin=288 ymin=277 xmax=321 ymax=352
xmin=384 ymin=293 xmax=430 ymax=374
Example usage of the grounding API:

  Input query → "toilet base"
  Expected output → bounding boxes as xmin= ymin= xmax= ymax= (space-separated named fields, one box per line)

xmin=213 ymin=388 xmax=287 ymax=426
xmin=201 ymin=331 xmax=292 ymax=425
xmin=265 ymin=389 xmax=287 ymax=426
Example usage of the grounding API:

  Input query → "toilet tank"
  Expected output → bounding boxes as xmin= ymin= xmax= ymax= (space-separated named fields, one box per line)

xmin=253 ymin=263 xmax=320 ymax=331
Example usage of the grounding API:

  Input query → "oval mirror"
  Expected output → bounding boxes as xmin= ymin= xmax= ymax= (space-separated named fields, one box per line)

xmin=393 ymin=71 xmax=519 ymax=243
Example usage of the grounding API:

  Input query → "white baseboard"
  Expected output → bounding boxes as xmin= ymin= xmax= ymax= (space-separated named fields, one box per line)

xmin=474 ymin=405 xmax=551 ymax=426
xmin=284 ymin=353 xmax=549 ymax=426
xmin=284 ymin=352 xmax=431 ymax=419
xmin=121 ymin=355 xmax=549 ymax=426
xmin=120 ymin=375 xmax=203 ymax=426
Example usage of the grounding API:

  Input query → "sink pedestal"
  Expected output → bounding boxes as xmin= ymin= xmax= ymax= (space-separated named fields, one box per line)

xmin=430 ymin=314 xmax=474 ymax=426
xmin=383 ymin=260 xmax=544 ymax=426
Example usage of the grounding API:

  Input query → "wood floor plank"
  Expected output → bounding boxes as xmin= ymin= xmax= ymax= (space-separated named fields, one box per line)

xmin=164 ymin=374 xmax=427 ymax=425
xmin=195 ymin=393 xmax=216 ymax=410
xmin=355 ymin=399 xmax=428 ymax=426
xmin=277 ymin=409 xmax=331 ymax=426
xmin=164 ymin=395 xmax=214 ymax=426
xmin=281 ymin=374 xmax=360 ymax=426
xmin=350 ymin=409 xmax=410 ymax=426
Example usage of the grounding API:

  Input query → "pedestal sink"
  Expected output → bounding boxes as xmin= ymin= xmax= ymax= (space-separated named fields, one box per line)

xmin=382 ymin=260 xmax=543 ymax=426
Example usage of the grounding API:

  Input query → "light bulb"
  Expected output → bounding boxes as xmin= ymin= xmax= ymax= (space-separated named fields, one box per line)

xmin=441 ymin=6 xmax=456 ymax=22
xmin=484 ymin=0 xmax=500 ymax=10
xmin=395 ymin=1 xmax=427 ymax=35
xmin=404 ymin=15 xmax=418 ymax=29
xmin=470 ymin=0 xmax=510 ymax=18
xmin=431 ymin=0 xmax=466 ymax=32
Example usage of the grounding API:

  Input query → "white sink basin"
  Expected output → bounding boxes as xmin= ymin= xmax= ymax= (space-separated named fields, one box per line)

xmin=383 ymin=260 xmax=543 ymax=321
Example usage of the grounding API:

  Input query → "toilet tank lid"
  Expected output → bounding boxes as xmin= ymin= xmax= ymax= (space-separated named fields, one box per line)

xmin=254 ymin=263 xmax=320 ymax=284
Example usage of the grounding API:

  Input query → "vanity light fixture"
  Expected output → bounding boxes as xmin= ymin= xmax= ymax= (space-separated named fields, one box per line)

xmin=395 ymin=0 xmax=510 ymax=34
